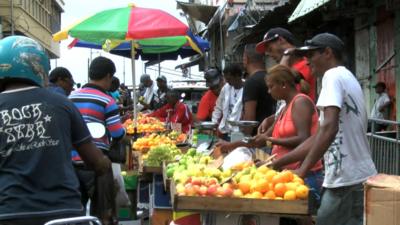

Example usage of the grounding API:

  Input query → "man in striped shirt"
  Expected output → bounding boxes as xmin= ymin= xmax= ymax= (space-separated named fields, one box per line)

xmin=69 ymin=56 xmax=125 ymax=224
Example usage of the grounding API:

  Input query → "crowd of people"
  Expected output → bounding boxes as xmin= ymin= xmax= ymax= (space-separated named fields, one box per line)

xmin=0 ymin=24 xmax=383 ymax=225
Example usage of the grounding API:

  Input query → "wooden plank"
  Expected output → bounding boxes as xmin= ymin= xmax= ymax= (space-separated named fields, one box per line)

xmin=162 ymin=161 xmax=171 ymax=192
xmin=170 ymin=181 xmax=309 ymax=215
xmin=143 ymin=166 xmax=162 ymax=174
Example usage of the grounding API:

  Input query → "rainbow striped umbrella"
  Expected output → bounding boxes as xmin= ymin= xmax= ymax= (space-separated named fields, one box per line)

xmin=53 ymin=4 xmax=201 ymax=130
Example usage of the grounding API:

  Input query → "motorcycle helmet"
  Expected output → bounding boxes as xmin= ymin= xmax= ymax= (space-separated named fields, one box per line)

xmin=0 ymin=35 xmax=50 ymax=87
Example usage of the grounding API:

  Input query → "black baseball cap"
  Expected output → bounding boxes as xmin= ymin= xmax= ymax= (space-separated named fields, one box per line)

xmin=204 ymin=68 xmax=222 ymax=88
xmin=256 ymin=27 xmax=296 ymax=53
xmin=156 ymin=75 xmax=167 ymax=83
xmin=295 ymin=33 xmax=344 ymax=53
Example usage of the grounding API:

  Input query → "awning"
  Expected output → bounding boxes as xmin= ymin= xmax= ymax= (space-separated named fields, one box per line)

xmin=288 ymin=0 xmax=331 ymax=23
xmin=177 ymin=1 xmax=218 ymax=24
xmin=175 ymin=55 xmax=204 ymax=69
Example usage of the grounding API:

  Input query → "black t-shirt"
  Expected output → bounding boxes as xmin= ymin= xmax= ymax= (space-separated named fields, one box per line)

xmin=150 ymin=88 xmax=170 ymax=110
xmin=0 ymin=87 xmax=91 ymax=220
xmin=242 ymin=71 xmax=276 ymax=123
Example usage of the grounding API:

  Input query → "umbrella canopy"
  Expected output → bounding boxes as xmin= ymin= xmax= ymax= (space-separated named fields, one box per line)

xmin=70 ymin=35 xmax=210 ymax=61
xmin=54 ymin=5 xmax=189 ymax=43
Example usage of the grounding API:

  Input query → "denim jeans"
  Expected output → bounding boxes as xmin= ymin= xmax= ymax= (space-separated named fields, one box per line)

xmin=316 ymin=183 xmax=364 ymax=225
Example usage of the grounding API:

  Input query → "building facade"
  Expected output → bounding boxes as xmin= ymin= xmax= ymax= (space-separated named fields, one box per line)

xmin=0 ymin=0 xmax=64 ymax=58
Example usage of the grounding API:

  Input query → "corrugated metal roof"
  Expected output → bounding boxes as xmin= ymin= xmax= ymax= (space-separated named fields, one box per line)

xmin=288 ymin=0 xmax=331 ymax=23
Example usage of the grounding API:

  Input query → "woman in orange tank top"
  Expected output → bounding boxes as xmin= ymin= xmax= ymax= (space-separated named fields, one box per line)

xmin=262 ymin=64 xmax=323 ymax=207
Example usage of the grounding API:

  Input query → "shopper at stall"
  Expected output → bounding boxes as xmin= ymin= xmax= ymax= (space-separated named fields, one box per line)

xmin=109 ymin=76 xmax=122 ymax=103
xmin=138 ymin=74 xmax=157 ymax=111
xmin=69 ymin=56 xmax=126 ymax=225
xmin=148 ymin=90 xmax=193 ymax=133
xmin=369 ymin=82 xmax=391 ymax=131
xmin=279 ymin=33 xmax=377 ymax=225
xmin=241 ymin=43 xmax=275 ymax=134
xmin=212 ymin=64 xmax=244 ymax=140
xmin=256 ymin=27 xmax=316 ymax=135
xmin=0 ymin=36 xmax=111 ymax=225
xmin=47 ymin=66 xmax=75 ymax=96
xmin=149 ymin=75 xmax=170 ymax=110
xmin=256 ymin=27 xmax=316 ymax=101
xmin=197 ymin=68 xmax=224 ymax=121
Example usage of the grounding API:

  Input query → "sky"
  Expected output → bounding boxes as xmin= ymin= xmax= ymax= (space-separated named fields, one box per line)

xmin=51 ymin=0 xmax=203 ymax=87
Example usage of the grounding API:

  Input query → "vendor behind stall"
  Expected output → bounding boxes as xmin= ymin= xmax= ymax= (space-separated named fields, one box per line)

xmin=147 ymin=90 xmax=192 ymax=133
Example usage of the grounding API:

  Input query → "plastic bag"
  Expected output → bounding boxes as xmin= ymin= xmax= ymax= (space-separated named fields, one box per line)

xmin=111 ymin=163 xmax=131 ymax=207
xmin=221 ymin=147 xmax=253 ymax=170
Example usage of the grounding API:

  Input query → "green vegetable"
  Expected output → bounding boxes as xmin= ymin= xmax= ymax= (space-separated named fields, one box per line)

xmin=145 ymin=144 xmax=182 ymax=167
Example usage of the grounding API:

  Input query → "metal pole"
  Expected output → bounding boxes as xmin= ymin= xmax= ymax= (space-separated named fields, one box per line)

xmin=123 ymin=58 xmax=126 ymax=83
xmin=219 ymin=6 xmax=224 ymax=69
xmin=131 ymin=41 xmax=137 ymax=128
xmin=10 ymin=0 xmax=14 ymax=35
xmin=158 ymin=54 xmax=161 ymax=77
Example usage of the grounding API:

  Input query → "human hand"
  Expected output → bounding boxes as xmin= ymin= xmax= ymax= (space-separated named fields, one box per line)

xmin=257 ymin=118 xmax=269 ymax=134
xmin=215 ymin=140 xmax=234 ymax=153
xmin=292 ymin=168 xmax=307 ymax=178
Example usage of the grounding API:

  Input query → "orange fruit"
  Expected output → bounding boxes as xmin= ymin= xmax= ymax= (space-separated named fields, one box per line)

xmin=281 ymin=170 xmax=294 ymax=183
xmin=251 ymin=191 xmax=263 ymax=199
xmin=265 ymin=170 xmax=277 ymax=182
xmin=293 ymin=177 xmax=305 ymax=185
xmin=285 ymin=182 xmax=299 ymax=192
xmin=254 ymin=180 xmax=270 ymax=193
xmin=283 ymin=190 xmax=297 ymax=200
xmin=274 ymin=183 xmax=287 ymax=197
xmin=272 ymin=174 xmax=285 ymax=185
xmin=264 ymin=190 xmax=276 ymax=200
xmin=257 ymin=165 xmax=269 ymax=173
xmin=296 ymin=185 xmax=309 ymax=199
xmin=238 ymin=182 xmax=251 ymax=194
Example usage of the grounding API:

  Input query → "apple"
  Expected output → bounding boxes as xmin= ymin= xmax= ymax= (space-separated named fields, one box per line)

xmin=184 ymin=183 xmax=197 ymax=196
xmin=176 ymin=183 xmax=186 ymax=196
xmin=191 ymin=177 xmax=203 ymax=186
xmin=198 ymin=185 xmax=208 ymax=196
xmin=216 ymin=187 xmax=225 ymax=197
xmin=204 ymin=177 xmax=218 ymax=186
xmin=207 ymin=184 xmax=219 ymax=196
xmin=233 ymin=189 xmax=243 ymax=198
xmin=221 ymin=186 xmax=233 ymax=197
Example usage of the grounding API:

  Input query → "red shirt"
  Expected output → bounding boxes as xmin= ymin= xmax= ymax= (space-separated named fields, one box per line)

xmin=272 ymin=94 xmax=322 ymax=171
xmin=292 ymin=58 xmax=316 ymax=102
xmin=148 ymin=101 xmax=193 ymax=133
xmin=197 ymin=90 xmax=217 ymax=121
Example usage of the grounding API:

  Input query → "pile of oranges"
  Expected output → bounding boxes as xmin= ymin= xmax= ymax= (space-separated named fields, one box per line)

xmin=132 ymin=134 xmax=176 ymax=152
xmin=230 ymin=163 xmax=309 ymax=200
xmin=124 ymin=115 xmax=166 ymax=134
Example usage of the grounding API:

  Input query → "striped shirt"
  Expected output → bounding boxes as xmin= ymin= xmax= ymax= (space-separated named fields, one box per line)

xmin=69 ymin=84 xmax=125 ymax=152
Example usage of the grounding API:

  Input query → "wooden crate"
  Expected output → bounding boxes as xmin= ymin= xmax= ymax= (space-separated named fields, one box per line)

xmin=162 ymin=161 xmax=171 ymax=192
xmin=142 ymin=166 xmax=163 ymax=174
xmin=170 ymin=181 xmax=310 ymax=216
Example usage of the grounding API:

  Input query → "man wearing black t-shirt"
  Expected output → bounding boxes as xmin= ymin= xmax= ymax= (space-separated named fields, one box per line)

xmin=241 ymin=43 xmax=275 ymax=134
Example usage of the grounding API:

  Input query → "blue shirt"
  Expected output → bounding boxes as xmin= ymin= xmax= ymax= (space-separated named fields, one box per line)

xmin=0 ymin=87 xmax=90 ymax=220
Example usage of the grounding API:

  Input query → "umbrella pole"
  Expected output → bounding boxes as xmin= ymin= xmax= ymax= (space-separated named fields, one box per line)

xmin=131 ymin=40 xmax=137 ymax=129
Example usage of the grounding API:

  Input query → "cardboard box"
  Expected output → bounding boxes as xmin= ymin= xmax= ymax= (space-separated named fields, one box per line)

xmin=364 ymin=174 xmax=400 ymax=225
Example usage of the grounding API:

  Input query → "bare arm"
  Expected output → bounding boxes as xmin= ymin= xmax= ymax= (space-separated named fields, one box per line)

xmin=271 ymin=135 xmax=316 ymax=170
xmin=75 ymin=141 xmax=111 ymax=175
xmin=257 ymin=115 xmax=275 ymax=134
xmin=242 ymin=100 xmax=257 ymax=135
xmin=296 ymin=106 xmax=340 ymax=177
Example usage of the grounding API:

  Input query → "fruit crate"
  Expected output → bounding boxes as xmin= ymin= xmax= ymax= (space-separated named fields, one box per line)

xmin=162 ymin=161 xmax=172 ymax=191
xmin=169 ymin=181 xmax=316 ymax=216
xmin=142 ymin=165 xmax=163 ymax=174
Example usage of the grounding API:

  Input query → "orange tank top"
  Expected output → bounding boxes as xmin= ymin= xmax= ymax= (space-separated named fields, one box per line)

xmin=271 ymin=93 xmax=323 ymax=171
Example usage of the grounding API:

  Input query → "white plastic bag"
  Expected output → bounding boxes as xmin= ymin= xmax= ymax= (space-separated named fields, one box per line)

xmin=221 ymin=147 xmax=253 ymax=170
xmin=111 ymin=163 xmax=131 ymax=207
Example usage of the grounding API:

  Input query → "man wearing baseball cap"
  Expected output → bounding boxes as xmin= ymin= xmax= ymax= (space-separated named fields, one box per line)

xmin=255 ymin=27 xmax=316 ymax=135
xmin=274 ymin=33 xmax=377 ymax=225
xmin=148 ymin=75 xmax=170 ymax=110
xmin=197 ymin=68 xmax=224 ymax=121
xmin=370 ymin=81 xmax=391 ymax=131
